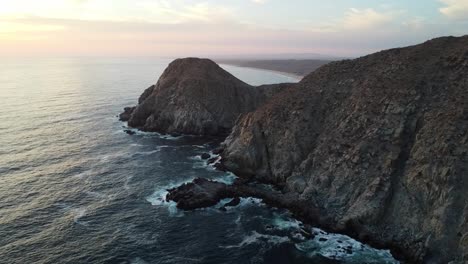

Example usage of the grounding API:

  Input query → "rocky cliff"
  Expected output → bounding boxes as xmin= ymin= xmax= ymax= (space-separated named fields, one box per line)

xmin=121 ymin=58 xmax=293 ymax=135
xmin=221 ymin=36 xmax=468 ymax=263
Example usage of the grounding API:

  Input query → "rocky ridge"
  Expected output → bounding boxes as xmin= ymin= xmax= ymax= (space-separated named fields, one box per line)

xmin=220 ymin=36 xmax=468 ymax=263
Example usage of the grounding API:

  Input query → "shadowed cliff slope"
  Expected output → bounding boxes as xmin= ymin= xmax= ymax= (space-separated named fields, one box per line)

xmin=122 ymin=58 xmax=293 ymax=135
xmin=221 ymin=36 xmax=468 ymax=263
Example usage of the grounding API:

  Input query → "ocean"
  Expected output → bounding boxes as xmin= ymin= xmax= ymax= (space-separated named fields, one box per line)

xmin=0 ymin=57 xmax=398 ymax=264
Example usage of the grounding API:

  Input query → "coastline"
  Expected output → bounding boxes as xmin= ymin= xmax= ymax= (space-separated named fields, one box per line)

xmin=219 ymin=63 xmax=304 ymax=80
xmin=216 ymin=58 xmax=333 ymax=80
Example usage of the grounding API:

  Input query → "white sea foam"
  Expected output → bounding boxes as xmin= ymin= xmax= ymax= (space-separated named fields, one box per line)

xmin=271 ymin=214 xmax=302 ymax=230
xmin=99 ymin=152 xmax=127 ymax=162
xmin=118 ymin=125 xmax=184 ymax=140
xmin=72 ymin=208 xmax=88 ymax=226
xmin=133 ymin=149 xmax=161 ymax=156
xmin=145 ymin=181 xmax=193 ymax=217
xmin=215 ymin=172 xmax=236 ymax=184
xmin=295 ymin=228 xmax=398 ymax=263
xmin=238 ymin=197 xmax=263 ymax=207
xmin=221 ymin=231 xmax=289 ymax=249
xmin=73 ymin=170 xmax=92 ymax=179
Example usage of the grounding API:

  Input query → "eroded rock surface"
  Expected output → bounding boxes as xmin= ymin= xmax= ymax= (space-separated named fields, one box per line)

xmin=122 ymin=58 xmax=293 ymax=135
xmin=221 ymin=36 xmax=468 ymax=263
xmin=124 ymin=37 xmax=468 ymax=263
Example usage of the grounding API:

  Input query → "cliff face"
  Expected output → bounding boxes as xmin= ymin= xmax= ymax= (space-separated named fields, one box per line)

xmin=123 ymin=58 xmax=292 ymax=135
xmin=221 ymin=36 xmax=468 ymax=263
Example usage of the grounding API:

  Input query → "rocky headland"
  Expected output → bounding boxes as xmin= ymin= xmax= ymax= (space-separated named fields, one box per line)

xmin=120 ymin=58 xmax=293 ymax=136
xmin=122 ymin=36 xmax=468 ymax=263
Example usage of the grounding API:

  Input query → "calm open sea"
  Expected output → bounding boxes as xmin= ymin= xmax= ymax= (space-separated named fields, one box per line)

xmin=0 ymin=57 xmax=398 ymax=264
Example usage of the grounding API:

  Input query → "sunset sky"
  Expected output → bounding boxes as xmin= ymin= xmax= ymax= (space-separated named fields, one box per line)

xmin=0 ymin=0 xmax=467 ymax=57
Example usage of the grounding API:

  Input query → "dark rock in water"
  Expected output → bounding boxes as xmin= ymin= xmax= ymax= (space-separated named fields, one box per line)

xmin=200 ymin=153 xmax=211 ymax=160
xmin=165 ymin=178 xmax=323 ymax=230
xmin=119 ymin=107 xmax=135 ymax=121
xmin=121 ymin=58 xmax=293 ymax=135
xmin=212 ymin=147 xmax=224 ymax=155
xmin=124 ymin=129 xmax=135 ymax=135
xmin=213 ymin=162 xmax=227 ymax=172
xmin=300 ymin=228 xmax=314 ymax=239
xmin=318 ymin=238 xmax=328 ymax=242
xmin=207 ymin=157 xmax=218 ymax=164
xmin=224 ymin=197 xmax=240 ymax=207
xmin=169 ymin=132 xmax=181 ymax=137
xmin=220 ymin=35 xmax=468 ymax=263
xmin=166 ymin=178 xmax=231 ymax=210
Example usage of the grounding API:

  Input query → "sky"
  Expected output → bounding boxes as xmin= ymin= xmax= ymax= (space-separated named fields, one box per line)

xmin=0 ymin=0 xmax=467 ymax=57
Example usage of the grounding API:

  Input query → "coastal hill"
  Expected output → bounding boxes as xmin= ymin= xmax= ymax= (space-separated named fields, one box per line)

xmin=122 ymin=35 xmax=468 ymax=263
xmin=121 ymin=58 xmax=293 ymax=135
xmin=221 ymin=36 xmax=468 ymax=263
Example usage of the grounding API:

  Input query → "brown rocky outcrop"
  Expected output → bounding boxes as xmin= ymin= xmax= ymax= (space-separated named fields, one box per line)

xmin=122 ymin=58 xmax=293 ymax=135
xmin=221 ymin=36 xmax=468 ymax=263
xmin=122 ymin=36 xmax=468 ymax=263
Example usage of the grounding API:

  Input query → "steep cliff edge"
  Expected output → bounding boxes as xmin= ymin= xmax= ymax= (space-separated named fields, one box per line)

xmin=121 ymin=58 xmax=293 ymax=135
xmin=221 ymin=36 xmax=468 ymax=263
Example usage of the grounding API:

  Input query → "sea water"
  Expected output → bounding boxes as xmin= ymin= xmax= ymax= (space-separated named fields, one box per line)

xmin=0 ymin=57 xmax=397 ymax=263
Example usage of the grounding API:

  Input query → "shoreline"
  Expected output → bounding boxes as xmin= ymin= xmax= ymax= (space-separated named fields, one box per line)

xmin=219 ymin=63 xmax=304 ymax=81
xmin=216 ymin=58 xmax=333 ymax=80
xmin=164 ymin=145 xmax=409 ymax=264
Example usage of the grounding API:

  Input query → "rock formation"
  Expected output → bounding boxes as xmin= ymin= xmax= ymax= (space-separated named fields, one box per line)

xmin=220 ymin=36 xmax=468 ymax=263
xmin=125 ymin=36 xmax=468 ymax=263
xmin=121 ymin=58 xmax=293 ymax=135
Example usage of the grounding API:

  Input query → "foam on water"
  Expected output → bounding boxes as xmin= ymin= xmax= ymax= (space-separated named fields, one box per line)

xmin=221 ymin=231 xmax=290 ymax=249
xmin=271 ymin=213 xmax=302 ymax=230
xmin=132 ymin=149 xmax=161 ymax=156
xmin=239 ymin=197 xmax=264 ymax=207
xmin=295 ymin=228 xmax=399 ymax=263
xmin=145 ymin=180 xmax=192 ymax=217
xmin=72 ymin=208 xmax=88 ymax=226
xmin=263 ymin=213 xmax=399 ymax=263
xmin=118 ymin=125 xmax=185 ymax=141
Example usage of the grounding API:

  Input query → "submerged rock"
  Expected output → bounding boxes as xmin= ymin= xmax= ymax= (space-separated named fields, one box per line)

xmin=224 ymin=197 xmax=241 ymax=207
xmin=124 ymin=129 xmax=135 ymax=135
xmin=200 ymin=153 xmax=211 ymax=160
xmin=207 ymin=157 xmax=218 ymax=164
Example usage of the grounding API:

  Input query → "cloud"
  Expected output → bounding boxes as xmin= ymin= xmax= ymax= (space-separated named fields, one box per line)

xmin=0 ymin=14 xmax=458 ymax=58
xmin=0 ymin=3 xmax=465 ymax=58
xmin=0 ymin=21 xmax=65 ymax=33
xmin=251 ymin=0 xmax=268 ymax=4
xmin=342 ymin=8 xmax=396 ymax=30
xmin=439 ymin=0 xmax=468 ymax=20
xmin=127 ymin=1 xmax=236 ymax=24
